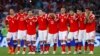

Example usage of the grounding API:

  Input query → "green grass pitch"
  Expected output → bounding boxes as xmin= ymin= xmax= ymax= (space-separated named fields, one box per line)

xmin=0 ymin=47 xmax=100 ymax=56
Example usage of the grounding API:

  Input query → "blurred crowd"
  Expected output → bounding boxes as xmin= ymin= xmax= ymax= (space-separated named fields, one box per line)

xmin=0 ymin=0 xmax=100 ymax=33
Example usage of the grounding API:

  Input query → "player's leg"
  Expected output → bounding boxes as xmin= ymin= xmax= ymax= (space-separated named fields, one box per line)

xmin=59 ymin=31 xmax=63 ymax=52
xmin=43 ymin=30 xmax=48 ymax=54
xmin=46 ymin=33 xmax=52 ymax=54
xmin=59 ymin=31 xmax=67 ymax=54
xmin=22 ymin=30 xmax=27 ymax=54
xmin=88 ymin=31 xmax=95 ymax=54
xmin=67 ymin=32 xmax=73 ymax=54
xmin=16 ymin=30 xmax=22 ymax=54
xmin=84 ymin=30 xmax=88 ymax=53
xmin=26 ymin=34 xmax=32 ymax=54
xmin=53 ymin=33 xmax=58 ymax=54
xmin=12 ymin=32 xmax=18 ymax=54
xmin=31 ymin=34 xmax=36 ymax=54
xmin=84 ymin=40 xmax=88 ymax=52
xmin=38 ymin=30 xmax=44 ymax=54
xmin=6 ymin=32 xmax=12 ymax=54
xmin=73 ymin=31 xmax=78 ymax=54
xmin=87 ymin=33 xmax=91 ymax=54
xmin=78 ymin=30 xmax=83 ymax=53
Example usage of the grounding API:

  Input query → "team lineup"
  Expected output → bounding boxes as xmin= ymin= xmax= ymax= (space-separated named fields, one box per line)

xmin=5 ymin=7 xmax=96 ymax=55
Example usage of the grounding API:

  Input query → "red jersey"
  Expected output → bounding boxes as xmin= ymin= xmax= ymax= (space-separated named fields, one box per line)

xmin=17 ymin=13 xmax=27 ymax=30
xmin=68 ymin=14 xmax=79 ymax=32
xmin=77 ymin=13 xmax=86 ymax=30
xmin=57 ymin=14 xmax=68 ymax=31
xmin=5 ymin=15 xmax=18 ymax=32
xmin=37 ymin=14 xmax=47 ymax=30
xmin=48 ymin=16 xmax=58 ymax=34
xmin=26 ymin=16 xmax=37 ymax=35
xmin=86 ymin=14 xmax=96 ymax=32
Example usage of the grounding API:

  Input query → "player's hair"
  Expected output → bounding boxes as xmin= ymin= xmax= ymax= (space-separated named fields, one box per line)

xmin=28 ymin=9 xmax=34 ymax=13
xmin=38 ymin=9 xmax=44 ymax=12
xmin=8 ymin=8 xmax=15 ymax=15
xmin=60 ymin=7 xmax=67 ymax=13
xmin=85 ymin=7 xmax=92 ymax=11
xmin=69 ymin=8 xmax=75 ymax=12
xmin=49 ymin=13 xmax=55 ymax=20
xmin=19 ymin=6 xmax=24 ymax=10
xmin=48 ymin=10 xmax=54 ymax=13
xmin=61 ymin=7 xmax=66 ymax=9
xmin=68 ymin=6 xmax=76 ymax=12
xmin=76 ymin=5 xmax=84 ymax=12
xmin=8 ymin=7 xmax=15 ymax=12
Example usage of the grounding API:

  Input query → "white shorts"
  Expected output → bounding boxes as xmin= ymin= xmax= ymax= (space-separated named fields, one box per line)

xmin=26 ymin=34 xmax=36 ymax=41
xmin=78 ymin=30 xmax=86 ymax=42
xmin=17 ymin=30 xmax=27 ymax=40
xmin=86 ymin=31 xmax=95 ymax=40
xmin=38 ymin=30 xmax=48 ymax=41
xmin=7 ymin=32 xmax=17 ymax=40
xmin=68 ymin=31 xmax=78 ymax=40
xmin=59 ymin=31 xmax=68 ymax=40
xmin=47 ymin=33 xmax=58 ymax=44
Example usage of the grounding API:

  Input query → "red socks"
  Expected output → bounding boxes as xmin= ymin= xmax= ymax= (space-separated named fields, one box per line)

xmin=23 ymin=47 xmax=26 ymax=52
xmin=17 ymin=45 xmax=20 ymax=51
xmin=8 ymin=45 xmax=12 ymax=51
xmin=78 ymin=42 xmax=82 ymax=51
xmin=28 ymin=45 xmax=32 ymax=52
xmin=47 ymin=44 xmax=50 ymax=51
xmin=54 ymin=43 xmax=57 ymax=51
xmin=91 ymin=44 xmax=94 ymax=51
xmin=44 ymin=44 xmax=48 ymax=51
xmin=75 ymin=41 xmax=78 ymax=51
xmin=84 ymin=42 xmax=88 ymax=51
xmin=40 ymin=45 xmax=43 ymax=51
xmin=89 ymin=42 xmax=94 ymax=51
xmin=33 ymin=46 xmax=36 ymax=52
xmin=75 ymin=45 xmax=78 ymax=51
xmin=61 ymin=44 xmax=66 ymax=52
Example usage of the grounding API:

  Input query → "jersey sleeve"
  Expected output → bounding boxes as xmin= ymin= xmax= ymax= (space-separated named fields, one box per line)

xmin=33 ymin=16 xmax=37 ymax=22
xmin=91 ymin=14 xmax=95 ymax=20
xmin=5 ymin=16 xmax=9 ymax=25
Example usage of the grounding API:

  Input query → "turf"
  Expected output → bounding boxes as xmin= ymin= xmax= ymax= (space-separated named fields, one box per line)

xmin=0 ymin=47 xmax=100 ymax=56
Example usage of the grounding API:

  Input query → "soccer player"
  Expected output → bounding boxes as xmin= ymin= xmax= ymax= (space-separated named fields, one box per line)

xmin=76 ymin=8 xmax=86 ymax=53
xmin=57 ymin=8 xmax=68 ymax=54
xmin=26 ymin=10 xmax=37 ymax=54
xmin=67 ymin=9 xmax=79 ymax=54
xmin=47 ymin=12 xmax=58 ymax=54
xmin=37 ymin=10 xmax=48 ymax=54
xmin=5 ymin=8 xmax=18 ymax=54
xmin=16 ymin=9 xmax=27 ymax=54
xmin=85 ymin=8 xmax=96 ymax=54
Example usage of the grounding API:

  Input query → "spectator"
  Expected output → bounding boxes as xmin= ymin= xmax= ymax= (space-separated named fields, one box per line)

xmin=1 ymin=26 xmax=8 ymax=37
xmin=35 ymin=0 xmax=43 ymax=9
xmin=51 ymin=0 xmax=57 ymax=12
xmin=42 ymin=0 xmax=49 ymax=11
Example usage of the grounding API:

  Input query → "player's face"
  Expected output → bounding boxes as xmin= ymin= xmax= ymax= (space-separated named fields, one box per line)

xmin=49 ymin=13 xmax=55 ymax=19
xmin=9 ymin=9 xmax=15 ymax=15
xmin=69 ymin=10 xmax=74 ymax=15
xmin=61 ymin=8 xmax=66 ymax=14
xmin=38 ymin=10 xmax=44 ymax=15
xmin=24 ymin=11 xmax=27 ymax=14
xmin=85 ymin=9 xmax=90 ymax=14
xmin=19 ymin=9 xmax=24 ymax=13
xmin=28 ymin=11 xmax=33 ymax=16
xmin=77 ymin=10 xmax=82 ymax=14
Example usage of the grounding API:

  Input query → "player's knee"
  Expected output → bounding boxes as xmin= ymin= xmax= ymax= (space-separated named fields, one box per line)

xmin=32 ymin=41 xmax=36 ymax=44
xmin=7 ymin=38 xmax=11 ymax=41
xmin=91 ymin=39 xmax=94 ymax=42
xmin=67 ymin=39 xmax=71 ymax=41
